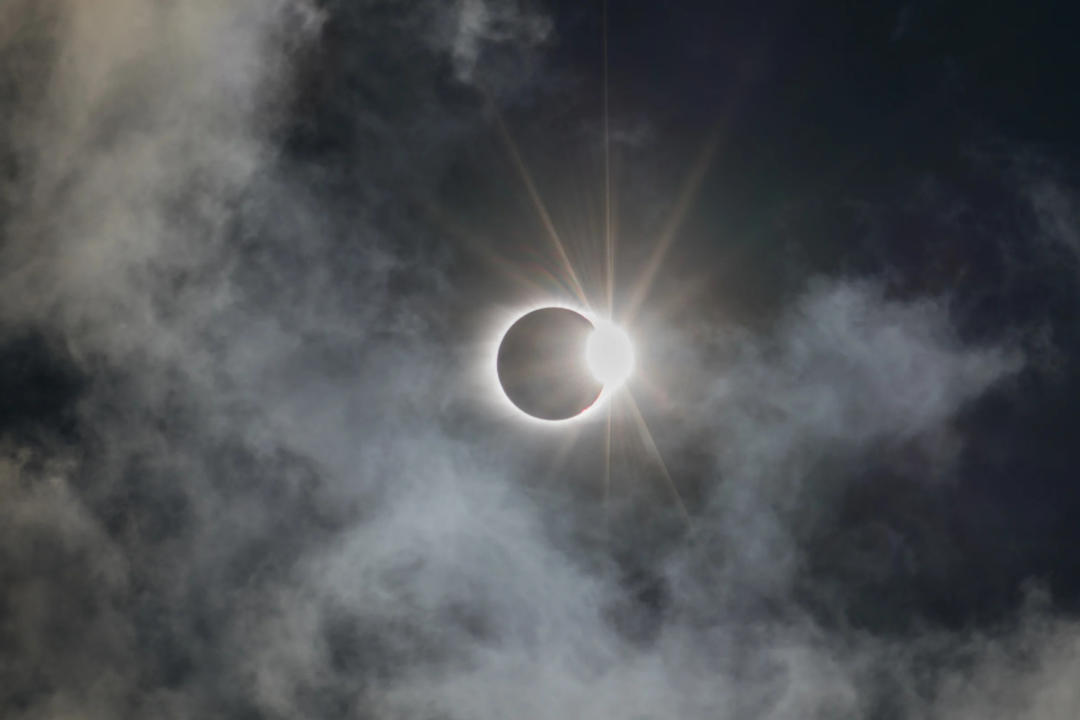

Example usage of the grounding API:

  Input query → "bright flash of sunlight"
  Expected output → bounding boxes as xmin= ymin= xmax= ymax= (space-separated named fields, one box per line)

xmin=586 ymin=320 xmax=634 ymax=389
xmin=472 ymin=0 xmax=703 ymax=527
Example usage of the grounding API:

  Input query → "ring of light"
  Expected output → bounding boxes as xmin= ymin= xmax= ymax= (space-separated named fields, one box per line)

xmin=489 ymin=303 xmax=635 ymax=425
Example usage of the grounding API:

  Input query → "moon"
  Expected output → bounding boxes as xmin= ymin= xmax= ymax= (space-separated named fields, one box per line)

xmin=497 ymin=307 xmax=602 ymax=421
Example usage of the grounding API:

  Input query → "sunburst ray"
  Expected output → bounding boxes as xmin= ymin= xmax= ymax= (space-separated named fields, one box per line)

xmin=625 ymin=128 xmax=722 ymax=323
xmin=626 ymin=389 xmax=691 ymax=527
xmin=488 ymin=99 xmax=592 ymax=310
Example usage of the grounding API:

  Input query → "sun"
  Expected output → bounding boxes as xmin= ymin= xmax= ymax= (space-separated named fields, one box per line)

xmin=586 ymin=320 xmax=635 ymax=389
xmin=489 ymin=305 xmax=635 ymax=424
xmin=474 ymin=5 xmax=695 ymax=520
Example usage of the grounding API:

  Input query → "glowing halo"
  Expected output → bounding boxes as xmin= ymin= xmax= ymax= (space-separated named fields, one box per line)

xmin=485 ymin=302 xmax=635 ymax=425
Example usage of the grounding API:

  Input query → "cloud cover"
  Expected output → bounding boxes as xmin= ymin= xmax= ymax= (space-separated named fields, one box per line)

xmin=0 ymin=1 xmax=1076 ymax=719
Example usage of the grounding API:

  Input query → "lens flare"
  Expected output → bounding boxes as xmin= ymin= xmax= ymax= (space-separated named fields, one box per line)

xmin=586 ymin=321 xmax=634 ymax=389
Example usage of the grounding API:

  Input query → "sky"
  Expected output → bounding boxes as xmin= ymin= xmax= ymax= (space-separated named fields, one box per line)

xmin=1 ymin=0 xmax=1079 ymax=718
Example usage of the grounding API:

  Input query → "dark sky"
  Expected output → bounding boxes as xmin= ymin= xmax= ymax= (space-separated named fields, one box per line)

xmin=2 ymin=1 xmax=1080 ymax=718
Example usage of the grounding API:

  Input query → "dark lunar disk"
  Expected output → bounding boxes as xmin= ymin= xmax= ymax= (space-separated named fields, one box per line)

xmin=497 ymin=307 xmax=602 ymax=421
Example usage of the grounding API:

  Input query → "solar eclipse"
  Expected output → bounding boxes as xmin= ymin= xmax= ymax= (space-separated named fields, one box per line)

xmin=495 ymin=306 xmax=635 ymax=422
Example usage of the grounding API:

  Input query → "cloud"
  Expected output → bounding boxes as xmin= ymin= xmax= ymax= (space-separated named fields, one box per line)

xmin=0 ymin=1 xmax=1074 ymax=719
xmin=358 ymin=279 xmax=1021 ymax=719
xmin=446 ymin=0 xmax=552 ymax=85
xmin=932 ymin=600 xmax=1080 ymax=719
xmin=0 ymin=453 xmax=135 ymax=720
xmin=0 ymin=0 xmax=322 ymax=361
xmin=1030 ymin=176 xmax=1080 ymax=265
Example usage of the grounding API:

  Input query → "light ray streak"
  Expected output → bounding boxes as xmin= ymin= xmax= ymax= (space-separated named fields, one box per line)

xmin=603 ymin=0 xmax=615 ymax=316
xmin=545 ymin=423 xmax=586 ymax=480
xmin=626 ymin=374 xmax=673 ymax=414
xmin=626 ymin=390 xmax=691 ymax=526
xmin=489 ymin=102 xmax=592 ymax=310
xmin=604 ymin=399 xmax=613 ymax=511
xmin=625 ymin=128 xmax=721 ymax=322
xmin=416 ymin=198 xmax=556 ymax=300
